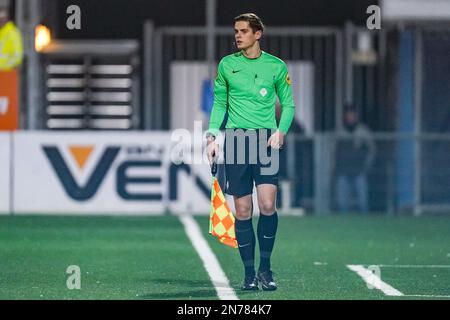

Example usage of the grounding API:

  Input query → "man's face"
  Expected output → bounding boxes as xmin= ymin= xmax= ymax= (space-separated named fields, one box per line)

xmin=344 ymin=111 xmax=358 ymax=125
xmin=234 ymin=21 xmax=261 ymax=50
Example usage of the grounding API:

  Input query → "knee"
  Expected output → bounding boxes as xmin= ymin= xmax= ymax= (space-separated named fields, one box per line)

xmin=235 ymin=203 xmax=252 ymax=220
xmin=259 ymin=200 xmax=275 ymax=215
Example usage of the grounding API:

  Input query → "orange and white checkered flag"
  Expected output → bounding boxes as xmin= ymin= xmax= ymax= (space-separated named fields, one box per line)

xmin=209 ymin=162 xmax=238 ymax=248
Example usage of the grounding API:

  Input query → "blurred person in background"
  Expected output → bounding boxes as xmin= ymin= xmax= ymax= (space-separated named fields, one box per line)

xmin=335 ymin=105 xmax=375 ymax=214
xmin=0 ymin=0 xmax=23 ymax=71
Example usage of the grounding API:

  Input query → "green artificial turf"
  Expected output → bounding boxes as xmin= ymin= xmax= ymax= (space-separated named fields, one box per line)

xmin=1 ymin=214 xmax=449 ymax=300
xmin=199 ymin=214 xmax=450 ymax=300
xmin=0 ymin=216 xmax=215 ymax=300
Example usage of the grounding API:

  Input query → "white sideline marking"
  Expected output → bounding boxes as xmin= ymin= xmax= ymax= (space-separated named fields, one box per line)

xmin=376 ymin=265 xmax=450 ymax=268
xmin=347 ymin=265 xmax=404 ymax=296
xmin=179 ymin=215 xmax=238 ymax=300
xmin=404 ymin=294 xmax=450 ymax=298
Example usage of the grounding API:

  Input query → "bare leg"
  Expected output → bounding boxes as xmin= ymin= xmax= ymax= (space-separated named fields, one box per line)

xmin=256 ymin=184 xmax=277 ymax=215
xmin=233 ymin=194 xmax=253 ymax=220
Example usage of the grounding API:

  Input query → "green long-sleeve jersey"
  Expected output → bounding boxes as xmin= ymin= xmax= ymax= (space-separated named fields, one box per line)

xmin=208 ymin=50 xmax=295 ymax=136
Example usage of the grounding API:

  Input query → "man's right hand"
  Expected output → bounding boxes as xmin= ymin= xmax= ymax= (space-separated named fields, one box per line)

xmin=206 ymin=137 xmax=219 ymax=164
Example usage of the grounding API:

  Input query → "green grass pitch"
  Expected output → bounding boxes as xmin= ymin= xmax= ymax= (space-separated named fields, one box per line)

xmin=0 ymin=214 xmax=449 ymax=299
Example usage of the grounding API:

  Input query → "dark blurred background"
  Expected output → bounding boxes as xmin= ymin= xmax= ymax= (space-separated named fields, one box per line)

xmin=1 ymin=0 xmax=450 ymax=216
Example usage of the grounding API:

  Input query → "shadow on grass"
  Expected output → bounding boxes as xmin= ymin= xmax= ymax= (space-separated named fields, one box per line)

xmin=138 ymin=278 xmax=265 ymax=299
xmin=138 ymin=289 xmax=218 ymax=299
xmin=149 ymin=278 xmax=213 ymax=287
xmin=137 ymin=278 xmax=220 ymax=299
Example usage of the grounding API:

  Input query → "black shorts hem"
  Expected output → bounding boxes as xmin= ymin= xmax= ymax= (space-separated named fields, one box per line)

xmin=225 ymin=189 xmax=253 ymax=198
xmin=254 ymin=180 xmax=278 ymax=187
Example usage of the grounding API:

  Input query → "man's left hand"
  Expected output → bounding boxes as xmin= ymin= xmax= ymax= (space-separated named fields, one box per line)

xmin=267 ymin=129 xmax=285 ymax=149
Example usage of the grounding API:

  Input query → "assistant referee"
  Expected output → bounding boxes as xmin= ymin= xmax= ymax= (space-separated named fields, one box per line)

xmin=206 ymin=13 xmax=295 ymax=291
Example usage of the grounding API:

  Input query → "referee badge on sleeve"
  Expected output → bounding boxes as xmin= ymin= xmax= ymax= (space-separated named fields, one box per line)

xmin=286 ymin=74 xmax=292 ymax=85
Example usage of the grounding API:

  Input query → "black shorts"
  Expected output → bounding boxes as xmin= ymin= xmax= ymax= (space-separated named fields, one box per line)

xmin=223 ymin=128 xmax=281 ymax=198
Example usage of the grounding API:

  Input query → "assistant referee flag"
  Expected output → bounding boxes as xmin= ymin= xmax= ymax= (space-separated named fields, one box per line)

xmin=209 ymin=164 xmax=238 ymax=249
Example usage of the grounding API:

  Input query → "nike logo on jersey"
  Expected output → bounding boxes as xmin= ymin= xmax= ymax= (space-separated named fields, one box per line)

xmin=232 ymin=69 xmax=242 ymax=73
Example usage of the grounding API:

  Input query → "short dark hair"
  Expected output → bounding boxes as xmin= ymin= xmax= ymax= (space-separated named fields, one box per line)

xmin=234 ymin=13 xmax=265 ymax=33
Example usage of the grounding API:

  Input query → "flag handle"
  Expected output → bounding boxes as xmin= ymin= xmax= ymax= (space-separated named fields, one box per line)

xmin=211 ymin=161 xmax=217 ymax=176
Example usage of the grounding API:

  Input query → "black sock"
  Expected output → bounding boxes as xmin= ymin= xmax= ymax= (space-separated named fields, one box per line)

xmin=257 ymin=212 xmax=278 ymax=272
xmin=235 ymin=218 xmax=256 ymax=278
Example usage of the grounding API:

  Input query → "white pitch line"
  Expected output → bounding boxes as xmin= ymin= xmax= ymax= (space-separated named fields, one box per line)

xmin=375 ymin=265 xmax=450 ymax=268
xmin=347 ymin=265 xmax=404 ymax=296
xmin=179 ymin=215 xmax=238 ymax=300
xmin=404 ymin=294 xmax=450 ymax=299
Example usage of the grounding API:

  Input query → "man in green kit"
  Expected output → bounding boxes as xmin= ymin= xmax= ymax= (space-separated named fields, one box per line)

xmin=206 ymin=13 xmax=295 ymax=291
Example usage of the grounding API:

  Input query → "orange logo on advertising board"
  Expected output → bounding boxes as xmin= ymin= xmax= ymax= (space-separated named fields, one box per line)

xmin=68 ymin=145 xmax=94 ymax=170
